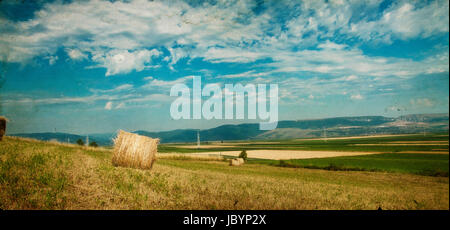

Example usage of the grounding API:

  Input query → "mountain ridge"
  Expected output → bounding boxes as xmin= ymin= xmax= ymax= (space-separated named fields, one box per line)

xmin=10 ymin=113 xmax=449 ymax=145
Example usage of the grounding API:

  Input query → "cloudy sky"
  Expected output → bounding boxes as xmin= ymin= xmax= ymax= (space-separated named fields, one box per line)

xmin=0 ymin=0 xmax=448 ymax=134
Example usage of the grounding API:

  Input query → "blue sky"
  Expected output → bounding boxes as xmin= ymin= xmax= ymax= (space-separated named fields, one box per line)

xmin=0 ymin=0 xmax=448 ymax=134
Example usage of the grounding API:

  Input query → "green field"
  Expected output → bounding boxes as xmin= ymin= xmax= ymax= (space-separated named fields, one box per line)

xmin=0 ymin=135 xmax=448 ymax=210
xmin=159 ymin=133 xmax=449 ymax=153
xmin=159 ymin=133 xmax=449 ymax=176
xmin=248 ymin=153 xmax=449 ymax=176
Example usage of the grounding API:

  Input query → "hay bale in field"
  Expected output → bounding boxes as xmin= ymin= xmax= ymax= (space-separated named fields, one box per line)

xmin=229 ymin=158 xmax=245 ymax=166
xmin=112 ymin=130 xmax=159 ymax=170
xmin=0 ymin=116 xmax=7 ymax=141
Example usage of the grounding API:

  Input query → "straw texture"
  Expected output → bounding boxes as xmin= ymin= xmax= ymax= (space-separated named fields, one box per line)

xmin=0 ymin=116 xmax=7 ymax=141
xmin=229 ymin=158 xmax=244 ymax=166
xmin=112 ymin=130 xmax=159 ymax=170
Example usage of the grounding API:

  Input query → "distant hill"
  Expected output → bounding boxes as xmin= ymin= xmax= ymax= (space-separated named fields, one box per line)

xmin=11 ymin=132 xmax=110 ymax=146
xmin=135 ymin=123 xmax=265 ymax=143
xmin=398 ymin=113 xmax=449 ymax=123
xmin=10 ymin=113 xmax=449 ymax=144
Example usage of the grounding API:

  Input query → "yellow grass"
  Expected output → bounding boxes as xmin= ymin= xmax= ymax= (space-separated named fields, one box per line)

xmin=112 ymin=130 xmax=159 ymax=170
xmin=0 ymin=137 xmax=448 ymax=210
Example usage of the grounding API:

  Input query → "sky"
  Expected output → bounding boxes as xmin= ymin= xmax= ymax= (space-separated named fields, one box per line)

xmin=0 ymin=0 xmax=448 ymax=134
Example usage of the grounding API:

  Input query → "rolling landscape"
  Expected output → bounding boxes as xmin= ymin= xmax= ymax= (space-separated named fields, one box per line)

xmin=0 ymin=132 xmax=448 ymax=209
xmin=0 ymin=0 xmax=449 ymax=215
xmin=11 ymin=113 xmax=449 ymax=145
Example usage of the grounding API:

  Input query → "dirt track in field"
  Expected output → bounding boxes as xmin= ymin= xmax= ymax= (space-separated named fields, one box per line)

xmin=168 ymin=145 xmax=241 ymax=149
xmin=169 ymin=150 xmax=382 ymax=160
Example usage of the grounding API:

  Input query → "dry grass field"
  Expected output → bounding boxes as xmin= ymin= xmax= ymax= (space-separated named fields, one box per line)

xmin=0 ymin=136 xmax=448 ymax=210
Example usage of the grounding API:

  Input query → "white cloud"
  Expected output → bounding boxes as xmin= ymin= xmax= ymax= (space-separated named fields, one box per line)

xmin=0 ymin=0 xmax=447 ymax=80
xmin=267 ymin=76 xmax=351 ymax=102
xmin=410 ymin=98 xmax=434 ymax=107
xmin=269 ymin=47 xmax=448 ymax=78
xmin=345 ymin=75 xmax=358 ymax=81
xmin=142 ymin=75 xmax=193 ymax=88
xmin=1 ymin=81 xmax=170 ymax=110
xmin=104 ymin=101 xmax=113 ymax=110
xmin=201 ymin=47 xmax=266 ymax=63
xmin=45 ymin=55 xmax=58 ymax=65
xmin=66 ymin=49 xmax=87 ymax=61
xmin=0 ymin=0 xmax=267 ymax=68
xmin=2 ymin=95 xmax=102 ymax=105
xmin=92 ymin=49 xmax=161 ymax=76
xmin=90 ymin=84 xmax=133 ymax=93
xmin=219 ymin=70 xmax=272 ymax=79
xmin=350 ymin=94 xmax=363 ymax=100
xmin=166 ymin=47 xmax=188 ymax=68
xmin=318 ymin=41 xmax=347 ymax=50
xmin=349 ymin=0 xmax=449 ymax=42
xmin=115 ymin=102 xmax=126 ymax=109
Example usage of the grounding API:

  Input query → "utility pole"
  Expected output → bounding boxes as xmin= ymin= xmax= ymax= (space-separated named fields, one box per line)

xmin=197 ymin=130 xmax=200 ymax=149
xmin=323 ymin=128 xmax=327 ymax=142
xmin=86 ymin=135 xmax=89 ymax=147
xmin=422 ymin=117 xmax=426 ymax=136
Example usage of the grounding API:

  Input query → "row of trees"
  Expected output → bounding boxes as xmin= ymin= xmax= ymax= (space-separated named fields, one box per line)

xmin=76 ymin=139 xmax=98 ymax=147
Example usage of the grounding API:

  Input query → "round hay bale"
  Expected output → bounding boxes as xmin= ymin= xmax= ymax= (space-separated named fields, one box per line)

xmin=0 ymin=116 xmax=7 ymax=141
xmin=229 ymin=158 xmax=244 ymax=166
xmin=112 ymin=130 xmax=159 ymax=170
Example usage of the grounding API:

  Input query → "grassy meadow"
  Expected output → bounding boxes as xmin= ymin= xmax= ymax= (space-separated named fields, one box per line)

xmin=0 ymin=135 xmax=449 ymax=210
xmin=161 ymin=133 xmax=449 ymax=176
xmin=249 ymin=153 xmax=449 ymax=176
xmin=159 ymin=133 xmax=449 ymax=153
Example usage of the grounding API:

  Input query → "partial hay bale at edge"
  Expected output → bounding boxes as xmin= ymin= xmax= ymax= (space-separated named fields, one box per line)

xmin=112 ymin=130 xmax=159 ymax=170
xmin=0 ymin=116 xmax=7 ymax=141
xmin=229 ymin=158 xmax=245 ymax=166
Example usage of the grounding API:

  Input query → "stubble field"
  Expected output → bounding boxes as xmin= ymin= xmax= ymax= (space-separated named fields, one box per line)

xmin=0 ymin=135 xmax=448 ymax=210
